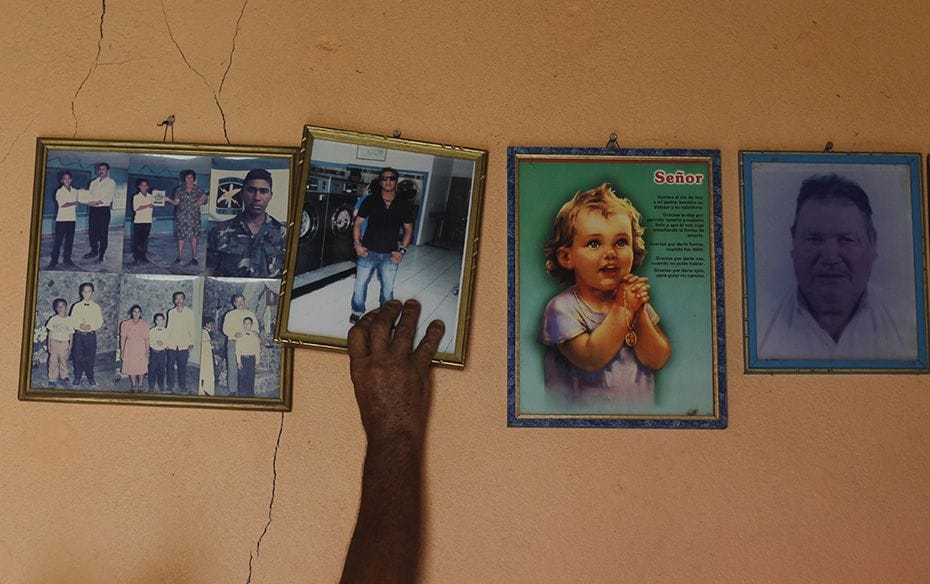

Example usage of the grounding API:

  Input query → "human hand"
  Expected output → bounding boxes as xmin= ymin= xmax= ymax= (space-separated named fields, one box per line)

xmin=347 ymin=299 xmax=445 ymax=447
xmin=80 ymin=324 xmax=91 ymax=332
xmin=355 ymin=245 xmax=368 ymax=258
xmin=391 ymin=251 xmax=403 ymax=264
xmin=616 ymin=274 xmax=649 ymax=315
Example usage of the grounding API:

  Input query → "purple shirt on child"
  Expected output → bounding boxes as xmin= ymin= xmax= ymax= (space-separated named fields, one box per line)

xmin=539 ymin=286 xmax=658 ymax=407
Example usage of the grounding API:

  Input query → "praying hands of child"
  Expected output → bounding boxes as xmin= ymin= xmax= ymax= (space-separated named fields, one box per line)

xmin=615 ymin=274 xmax=650 ymax=317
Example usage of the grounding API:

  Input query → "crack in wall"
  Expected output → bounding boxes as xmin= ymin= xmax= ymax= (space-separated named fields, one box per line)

xmin=71 ymin=0 xmax=107 ymax=137
xmin=162 ymin=0 xmax=248 ymax=144
xmin=219 ymin=0 xmax=249 ymax=97
xmin=0 ymin=121 xmax=31 ymax=167
xmin=246 ymin=411 xmax=285 ymax=582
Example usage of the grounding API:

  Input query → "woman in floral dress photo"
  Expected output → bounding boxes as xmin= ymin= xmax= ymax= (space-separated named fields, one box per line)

xmin=167 ymin=169 xmax=207 ymax=265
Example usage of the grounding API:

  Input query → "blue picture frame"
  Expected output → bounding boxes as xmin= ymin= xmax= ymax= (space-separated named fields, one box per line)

xmin=508 ymin=146 xmax=727 ymax=429
xmin=740 ymin=150 xmax=928 ymax=373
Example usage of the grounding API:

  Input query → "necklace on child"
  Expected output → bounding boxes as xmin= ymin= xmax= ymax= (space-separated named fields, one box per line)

xmin=622 ymin=291 xmax=638 ymax=347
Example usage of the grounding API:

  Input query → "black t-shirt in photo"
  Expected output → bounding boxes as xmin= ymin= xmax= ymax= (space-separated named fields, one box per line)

xmin=358 ymin=195 xmax=415 ymax=253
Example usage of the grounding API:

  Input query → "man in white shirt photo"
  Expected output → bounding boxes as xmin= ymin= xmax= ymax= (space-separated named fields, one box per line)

xmin=83 ymin=162 xmax=117 ymax=263
xmin=221 ymin=293 xmax=258 ymax=396
xmin=48 ymin=170 xmax=80 ymax=268
xmin=165 ymin=291 xmax=197 ymax=393
xmin=758 ymin=173 xmax=916 ymax=361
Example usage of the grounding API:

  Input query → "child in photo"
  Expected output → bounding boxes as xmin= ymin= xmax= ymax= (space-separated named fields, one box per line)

xmin=539 ymin=184 xmax=671 ymax=407
xmin=148 ymin=312 xmax=168 ymax=392
xmin=131 ymin=178 xmax=155 ymax=265
xmin=48 ymin=170 xmax=80 ymax=268
xmin=199 ymin=317 xmax=216 ymax=396
xmin=45 ymin=298 xmax=73 ymax=387
xmin=235 ymin=316 xmax=261 ymax=397
xmin=70 ymin=282 xmax=103 ymax=387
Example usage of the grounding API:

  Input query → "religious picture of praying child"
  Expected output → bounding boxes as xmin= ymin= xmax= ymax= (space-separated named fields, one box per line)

xmin=539 ymin=184 xmax=671 ymax=407
xmin=508 ymin=147 xmax=726 ymax=428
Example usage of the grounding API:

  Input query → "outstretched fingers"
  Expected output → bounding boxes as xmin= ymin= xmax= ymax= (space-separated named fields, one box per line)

xmin=392 ymin=299 xmax=422 ymax=353
xmin=412 ymin=319 xmax=446 ymax=369
xmin=369 ymin=300 xmax=402 ymax=355
xmin=347 ymin=310 xmax=378 ymax=361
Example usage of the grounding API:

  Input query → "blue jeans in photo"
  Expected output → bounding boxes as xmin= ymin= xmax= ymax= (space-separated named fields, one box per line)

xmin=351 ymin=251 xmax=399 ymax=315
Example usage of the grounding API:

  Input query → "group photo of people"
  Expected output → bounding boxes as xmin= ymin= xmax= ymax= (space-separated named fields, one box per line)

xmin=200 ymin=278 xmax=282 ymax=397
xmin=31 ymin=272 xmax=284 ymax=399
xmin=30 ymin=146 xmax=294 ymax=402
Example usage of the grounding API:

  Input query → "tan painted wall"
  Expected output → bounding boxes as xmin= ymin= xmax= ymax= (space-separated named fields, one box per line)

xmin=2 ymin=1 xmax=929 ymax=582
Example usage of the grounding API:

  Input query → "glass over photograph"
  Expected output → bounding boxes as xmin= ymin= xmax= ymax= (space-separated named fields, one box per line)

xmin=741 ymin=151 xmax=928 ymax=372
xmin=277 ymin=126 xmax=487 ymax=366
xmin=21 ymin=138 xmax=297 ymax=410
xmin=508 ymin=147 xmax=726 ymax=429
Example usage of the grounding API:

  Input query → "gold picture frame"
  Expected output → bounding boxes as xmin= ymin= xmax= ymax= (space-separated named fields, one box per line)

xmin=276 ymin=126 xmax=488 ymax=367
xmin=19 ymin=137 xmax=298 ymax=410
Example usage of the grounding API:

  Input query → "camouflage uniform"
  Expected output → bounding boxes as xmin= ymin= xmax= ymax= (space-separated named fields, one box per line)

xmin=207 ymin=213 xmax=286 ymax=277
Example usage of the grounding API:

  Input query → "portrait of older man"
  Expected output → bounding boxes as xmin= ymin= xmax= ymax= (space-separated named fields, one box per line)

xmin=83 ymin=162 xmax=117 ymax=263
xmin=757 ymin=173 xmax=917 ymax=361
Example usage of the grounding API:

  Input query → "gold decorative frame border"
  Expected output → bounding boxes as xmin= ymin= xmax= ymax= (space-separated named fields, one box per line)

xmin=19 ymin=138 xmax=298 ymax=410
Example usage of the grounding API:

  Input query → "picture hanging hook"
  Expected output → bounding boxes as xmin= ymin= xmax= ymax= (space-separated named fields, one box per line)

xmin=605 ymin=133 xmax=620 ymax=149
xmin=824 ymin=141 xmax=834 ymax=153
xmin=158 ymin=114 xmax=176 ymax=142
xmin=392 ymin=130 xmax=402 ymax=139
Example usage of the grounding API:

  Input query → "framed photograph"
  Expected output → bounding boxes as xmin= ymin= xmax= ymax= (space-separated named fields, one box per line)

xmin=276 ymin=126 xmax=488 ymax=367
xmin=19 ymin=137 xmax=298 ymax=409
xmin=741 ymin=150 xmax=928 ymax=373
xmin=508 ymin=147 xmax=726 ymax=428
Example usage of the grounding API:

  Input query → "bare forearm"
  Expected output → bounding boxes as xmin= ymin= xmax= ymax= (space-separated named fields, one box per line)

xmin=401 ymin=225 xmax=413 ymax=248
xmin=342 ymin=440 xmax=423 ymax=584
